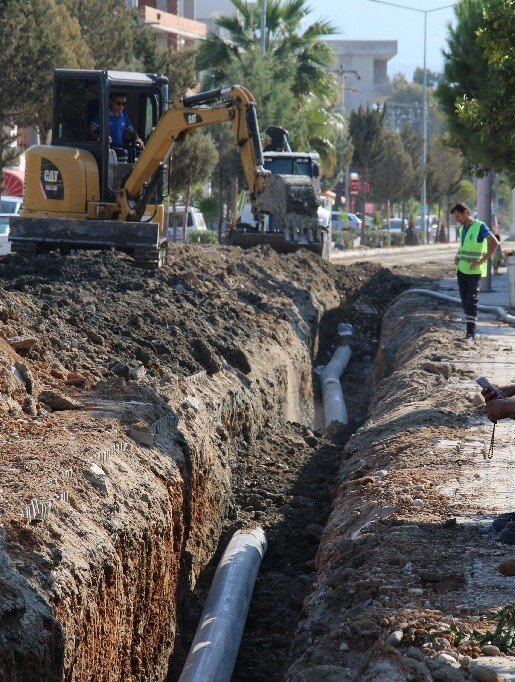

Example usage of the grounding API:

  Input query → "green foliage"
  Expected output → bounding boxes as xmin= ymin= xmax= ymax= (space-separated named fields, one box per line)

xmin=332 ymin=230 xmax=355 ymax=249
xmin=159 ymin=47 xmax=198 ymax=104
xmin=426 ymin=136 xmax=464 ymax=204
xmin=197 ymin=0 xmax=339 ymax=108
xmin=451 ymin=178 xmax=476 ymax=206
xmin=62 ymin=0 xmax=135 ymax=70
xmin=187 ymin=229 xmax=218 ymax=244
xmin=197 ymin=197 xmax=219 ymax=229
xmin=439 ymin=604 xmax=515 ymax=653
xmin=390 ymin=232 xmax=405 ymax=246
xmin=0 ymin=0 xmax=83 ymax=165
xmin=436 ymin=0 xmax=515 ymax=183
xmin=349 ymin=106 xmax=385 ymax=178
xmin=168 ymin=131 xmax=219 ymax=197
xmin=369 ymin=129 xmax=413 ymax=204
xmin=220 ymin=50 xmax=302 ymax=146
xmin=196 ymin=0 xmax=342 ymax=171
xmin=362 ymin=228 xmax=391 ymax=248
xmin=413 ymin=67 xmax=442 ymax=88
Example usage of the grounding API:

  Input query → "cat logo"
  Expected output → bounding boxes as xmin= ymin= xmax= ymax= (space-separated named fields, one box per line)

xmin=43 ymin=170 xmax=59 ymax=183
xmin=184 ymin=113 xmax=203 ymax=125
xmin=40 ymin=158 xmax=64 ymax=200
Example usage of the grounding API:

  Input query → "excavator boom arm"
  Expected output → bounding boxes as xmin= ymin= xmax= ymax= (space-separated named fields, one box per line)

xmin=118 ymin=85 xmax=268 ymax=220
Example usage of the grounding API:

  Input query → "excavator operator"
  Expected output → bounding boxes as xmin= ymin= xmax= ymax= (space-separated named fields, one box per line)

xmin=87 ymin=93 xmax=144 ymax=161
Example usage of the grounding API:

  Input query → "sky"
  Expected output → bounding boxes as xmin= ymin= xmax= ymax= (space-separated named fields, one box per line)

xmin=309 ymin=0 xmax=458 ymax=79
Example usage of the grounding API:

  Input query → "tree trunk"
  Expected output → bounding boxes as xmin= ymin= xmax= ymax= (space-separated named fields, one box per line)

xmin=182 ymin=185 xmax=192 ymax=243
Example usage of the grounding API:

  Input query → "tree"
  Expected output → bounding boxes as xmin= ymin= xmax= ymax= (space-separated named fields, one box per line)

xmin=426 ymin=137 xmax=463 ymax=207
xmin=196 ymin=0 xmax=338 ymax=108
xmin=413 ymin=67 xmax=442 ymax=88
xmin=453 ymin=0 xmax=515 ymax=184
xmin=436 ymin=0 xmax=513 ymax=182
xmin=29 ymin=1 xmax=93 ymax=139
xmin=349 ymin=106 xmax=385 ymax=223
xmin=369 ymin=129 xmax=413 ymax=206
xmin=62 ymin=0 xmax=136 ymax=70
xmin=168 ymin=132 xmax=219 ymax=239
xmin=0 ymin=0 xmax=68 ymax=178
xmin=399 ymin=126 xmax=423 ymax=199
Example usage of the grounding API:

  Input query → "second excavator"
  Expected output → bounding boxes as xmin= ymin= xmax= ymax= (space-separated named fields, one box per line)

xmin=9 ymin=69 xmax=329 ymax=268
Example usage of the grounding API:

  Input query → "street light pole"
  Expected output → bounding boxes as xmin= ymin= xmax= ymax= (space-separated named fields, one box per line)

xmin=332 ymin=67 xmax=361 ymax=211
xmin=260 ymin=0 xmax=266 ymax=55
xmin=368 ymin=0 xmax=455 ymax=243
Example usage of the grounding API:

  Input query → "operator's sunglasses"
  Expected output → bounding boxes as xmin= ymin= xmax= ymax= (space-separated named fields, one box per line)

xmin=112 ymin=100 xmax=126 ymax=106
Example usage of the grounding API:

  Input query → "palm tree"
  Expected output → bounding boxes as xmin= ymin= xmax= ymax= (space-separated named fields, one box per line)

xmin=197 ymin=0 xmax=339 ymax=108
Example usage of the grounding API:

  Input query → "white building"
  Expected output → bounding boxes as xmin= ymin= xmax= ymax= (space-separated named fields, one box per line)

xmin=326 ymin=40 xmax=398 ymax=116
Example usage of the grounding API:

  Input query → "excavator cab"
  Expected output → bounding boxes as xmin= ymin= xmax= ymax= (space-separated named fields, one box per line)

xmin=52 ymin=69 xmax=168 ymax=201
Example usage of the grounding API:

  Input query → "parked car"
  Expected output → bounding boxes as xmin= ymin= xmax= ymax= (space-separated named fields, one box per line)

xmin=0 ymin=195 xmax=23 ymax=256
xmin=416 ymin=215 xmax=439 ymax=241
xmin=381 ymin=217 xmax=409 ymax=233
xmin=331 ymin=211 xmax=362 ymax=232
xmin=167 ymin=205 xmax=207 ymax=242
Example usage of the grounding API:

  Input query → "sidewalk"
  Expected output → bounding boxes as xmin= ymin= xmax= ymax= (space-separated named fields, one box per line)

xmin=440 ymin=266 xmax=513 ymax=310
xmin=332 ymin=240 xmax=457 ymax=260
xmin=434 ymin=264 xmax=515 ymax=681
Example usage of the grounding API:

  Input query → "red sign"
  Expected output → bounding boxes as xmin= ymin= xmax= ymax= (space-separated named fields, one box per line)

xmin=349 ymin=178 xmax=360 ymax=193
xmin=365 ymin=202 xmax=376 ymax=214
xmin=349 ymin=178 xmax=370 ymax=194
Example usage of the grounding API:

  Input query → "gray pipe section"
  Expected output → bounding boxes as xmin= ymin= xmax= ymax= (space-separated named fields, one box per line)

xmin=402 ymin=288 xmax=515 ymax=325
xmin=320 ymin=345 xmax=352 ymax=430
xmin=179 ymin=527 xmax=267 ymax=682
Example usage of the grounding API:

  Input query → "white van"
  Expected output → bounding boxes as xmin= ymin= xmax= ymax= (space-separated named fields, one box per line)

xmin=167 ymin=206 xmax=207 ymax=242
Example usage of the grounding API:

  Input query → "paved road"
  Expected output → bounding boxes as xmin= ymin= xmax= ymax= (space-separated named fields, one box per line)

xmin=331 ymin=242 xmax=458 ymax=267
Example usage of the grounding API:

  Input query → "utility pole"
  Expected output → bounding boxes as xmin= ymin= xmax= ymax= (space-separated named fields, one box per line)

xmin=260 ymin=0 xmax=266 ymax=55
xmin=333 ymin=66 xmax=360 ymax=211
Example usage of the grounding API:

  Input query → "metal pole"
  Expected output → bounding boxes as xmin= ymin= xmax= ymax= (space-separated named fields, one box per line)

xmin=422 ymin=11 xmax=428 ymax=244
xmin=478 ymin=171 xmax=493 ymax=293
xmin=260 ymin=0 xmax=266 ymax=55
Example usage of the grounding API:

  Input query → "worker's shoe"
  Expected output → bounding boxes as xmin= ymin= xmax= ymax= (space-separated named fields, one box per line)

xmin=464 ymin=334 xmax=475 ymax=346
xmin=499 ymin=520 xmax=515 ymax=545
xmin=492 ymin=512 xmax=515 ymax=531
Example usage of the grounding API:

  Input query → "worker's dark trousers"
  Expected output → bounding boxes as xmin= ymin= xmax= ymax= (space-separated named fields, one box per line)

xmin=457 ymin=270 xmax=481 ymax=337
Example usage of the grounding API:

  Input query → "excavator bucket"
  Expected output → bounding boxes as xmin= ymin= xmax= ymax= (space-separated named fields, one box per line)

xmin=228 ymin=174 xmax=331 ymax=260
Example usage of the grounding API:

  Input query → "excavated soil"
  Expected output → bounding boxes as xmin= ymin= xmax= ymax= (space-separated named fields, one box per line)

xmin=0 ymin=244 xmax=426 ymax=681
xmin=5 ymin=243 xmax=508 ymax=682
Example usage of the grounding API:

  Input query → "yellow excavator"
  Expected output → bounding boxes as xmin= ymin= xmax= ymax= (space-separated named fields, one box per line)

xmin=9 ymin=69 xmax=328 ymax=268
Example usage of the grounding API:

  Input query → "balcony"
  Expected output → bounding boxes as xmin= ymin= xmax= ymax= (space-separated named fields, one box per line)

xmin=138 ymin=6 xmax=207 ymax=42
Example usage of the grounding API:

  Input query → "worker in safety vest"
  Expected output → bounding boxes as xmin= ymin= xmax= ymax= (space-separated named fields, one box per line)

xmin=451 ymin=202 xmax=499 ymax=342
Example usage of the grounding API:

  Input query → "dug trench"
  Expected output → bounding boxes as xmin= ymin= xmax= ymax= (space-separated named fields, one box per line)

xmin=0 ymin=243 xmax=453 ymax=681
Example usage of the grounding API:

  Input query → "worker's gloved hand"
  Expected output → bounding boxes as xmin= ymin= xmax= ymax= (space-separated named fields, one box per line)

xmin=485 ymin=398 xmax=515 ymax=422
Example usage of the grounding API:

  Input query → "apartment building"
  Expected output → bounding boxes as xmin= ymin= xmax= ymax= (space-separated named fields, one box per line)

xmin=126 ymin=0 xmax=207 ymax=50
xmin=326 ymin=40 xmax=398 ymax=116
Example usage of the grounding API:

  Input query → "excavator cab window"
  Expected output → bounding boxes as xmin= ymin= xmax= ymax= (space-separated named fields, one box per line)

xmin=264 ymin=158 xmax=294 ymax=175
xmin=293 ymin=159 xmax=312 ymax=177
xmin=54 ymin=78 xmax=100 ymax=143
